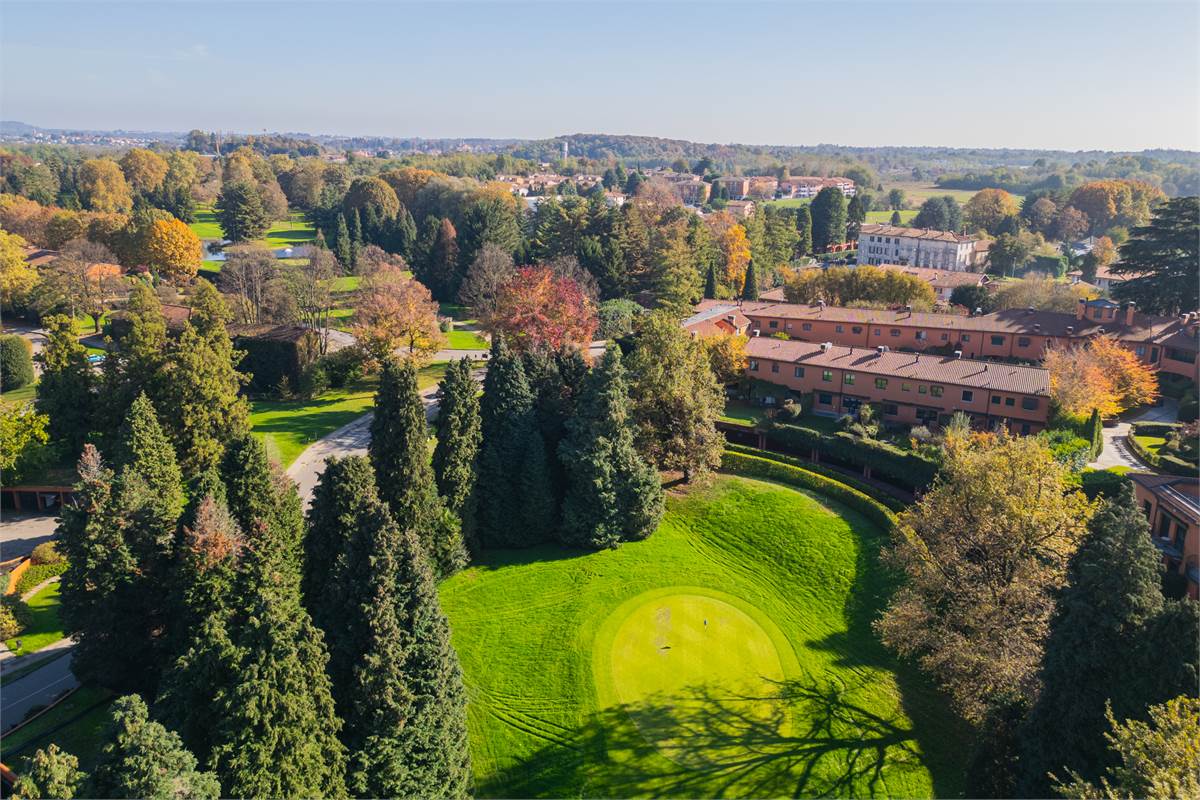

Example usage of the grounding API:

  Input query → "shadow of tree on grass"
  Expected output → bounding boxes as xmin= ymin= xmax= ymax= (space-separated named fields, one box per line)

xmin=481 ymin=678 xmax=930 ymax=799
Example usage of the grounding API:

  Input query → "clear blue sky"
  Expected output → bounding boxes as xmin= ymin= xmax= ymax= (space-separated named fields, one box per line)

xmin=2 ymin=1 xmax=1197 ymax=151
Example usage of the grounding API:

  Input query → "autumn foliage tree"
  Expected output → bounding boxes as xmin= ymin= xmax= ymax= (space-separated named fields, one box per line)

xmin=352 ymin=266 xmax=445 ymax=364
xmin=964 ymin=188 xmax=1019 ymax=234
xmin=1045 ymin=336 xmax=1158 ymax=418
xmin=144 ymin=217 xmax=202 ymax=282
xmin=483 ymin=265 xmax=598 ymax=353
xmin=783 ymin=265 xmax=937 ymax=309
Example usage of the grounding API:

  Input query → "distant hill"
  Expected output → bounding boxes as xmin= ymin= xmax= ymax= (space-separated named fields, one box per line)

xmin=0 ymin=121 xmax=37 ymax=135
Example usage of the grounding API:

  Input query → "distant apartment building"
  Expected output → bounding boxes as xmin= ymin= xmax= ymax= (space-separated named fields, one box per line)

xmin=1131 ymin=473 xmax=1200 ymax=600
xmin=697 ymin=297 xmax=1200 ymax=380
xmin=744 ymin=336 xmax=1051 ymax=434
xmin=656 ymin=172 xmax=710 ymax=205
xmin=682 ymin=305 xmax=752 ymax=337
xmin=713 ymin=176 xmax=750 ymax=199
xmin=724 ymin=200 xmax=756 ymax=218
xmin=747 ymin=176 xmax=779 ymax=199
xmin=857 ymin=224 xmax=982 ymax=271
xmin=779 ymin=176 xmax=857 ymax=198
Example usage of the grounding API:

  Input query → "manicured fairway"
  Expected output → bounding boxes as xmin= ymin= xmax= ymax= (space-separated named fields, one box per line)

xmin=439 ymin=475 xmax=966 ymax=798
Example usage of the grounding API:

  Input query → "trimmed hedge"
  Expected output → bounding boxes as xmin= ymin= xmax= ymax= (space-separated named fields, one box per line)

xmin=0 ymin=335 xmax=34 ymax=391
xmin=767 ymin=422 xmax=939 ymax=492
xmin=1131 ymin=421 xmax=1183 ymax=438
xmin=234 ymin=328 xmax=321 ymax=395
xmin=724 ymin=442 xmax=908 ymax=512
xmin=1078 ymin=468 xmax=1132 ymax=500
xmin=1126 ymin=433 xmax=1197 ymax=477
xmin=13 ymin=561 xmax=67 ymax=597
xmin=720 ymin=449 xmax=897 ymax=533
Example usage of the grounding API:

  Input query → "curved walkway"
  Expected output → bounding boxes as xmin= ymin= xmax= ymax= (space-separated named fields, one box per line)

xmin=1088 ymin=399 xmax=1179 ymax=472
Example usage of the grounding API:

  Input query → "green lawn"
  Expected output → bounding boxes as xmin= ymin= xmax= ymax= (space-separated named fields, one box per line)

xmin=4 ymin=582 xmax=64 ymax=656
xmin=250 ymin=382 xmax=378 ymax=468
xmin=0 ymin=686 xmax=116 ymax=770
xmin=439 ymin=475 xmax=965 ymax=798
xmin=1133 ymin=435 xmax=1166 ymax=457
xmin=0 ymin=382 xmax=37 ymax=406
xmin=719 ymin=400 xmax=768 ymax=427
xmin=885 ymin=182 xmax=1025 ymax=208
xmin=446 ymin=329 xmax=489 ymax=350
xmin=867 ymin=209 xmax=919 ymax=224
xmin=189 ymin=205 xmax=315 ymax=248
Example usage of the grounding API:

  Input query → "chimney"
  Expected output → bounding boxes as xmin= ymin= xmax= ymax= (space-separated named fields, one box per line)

xmin=1075 ymin=298 xmax=1087 ymax=320
xmin=1026 ymin=306 xmax=1035 ymax=315
xmin=752 ymin=329 xmax=760 ymax=337
xmin=953 ymin=350 xmax=963 ymax=359
xmin=1124 ymin=303 xmax=1136 ymax=326
xmin=876 ymin=345 xmax=889 ymax=355
xmin=973 ymin=306 xmax=983 ymax=316
xmin=904 ymin=305 xmax=913 ymax=317
xmin=820 ymin=341 xmax=832 ymax=352
xmin=1066 ymin=325 xmax=1074 ymax=335
xmin=1033 ymin=323 xmax=1041 ymax=331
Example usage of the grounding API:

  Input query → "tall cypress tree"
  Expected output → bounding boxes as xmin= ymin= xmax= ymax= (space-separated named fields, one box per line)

xmin=208 ymin=542 xmax=347 ymax=799
xmin=794 ymin=204 xmax=813 ymax=257
xmin=304 ymin=457 xmax=472 ymax=798
xmin=370 ymin=357 xmax=467 ymax=576
xmin=220 ymin=434 xmax=304 ymax=573
xmin=703 ymin=262 xmax=718 ymax=299
xmin=476 ymin=336 xmax=555 ymax=547
xmin=89 ymin=695 xmax=220 ymax=800
xmin=742 ymin=258 xmax=759 ymax=300
xmin=390 ymin=205 xmax=418 ymax=260
xmin=428 ymin=218 xmax=461 ymax=301
xmin=559 ymin=347 xmax=664 ymax=549
xmin=334 ymin=212 xmax=352 ymax=270
xmin=349 ymin=207 xmax=363 ymax=270
xmin=102 ymin=282 xmax=168 ymax=434
xmin=432 ymin=358 xmax=482 ymax=518
xmin=1019 ymin=484 xmax=1180 ymax=795
xmin=162 ymin=281 xmax=249 ymax=479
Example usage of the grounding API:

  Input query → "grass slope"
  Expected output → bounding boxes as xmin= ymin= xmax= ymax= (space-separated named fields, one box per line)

xmin=189 ymin=204 xmax=315 ymax=248
xmin=5 ymin=582 xmax=64 ymax=656
xmin=439 ymin=475 xmax=966 ymax=798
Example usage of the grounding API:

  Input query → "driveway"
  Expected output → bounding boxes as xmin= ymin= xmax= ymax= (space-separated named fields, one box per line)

xmin=0 ymin=514 xmax=58 ymax=559
xmin=1088 ymin=399 xmax=1179 ymax=471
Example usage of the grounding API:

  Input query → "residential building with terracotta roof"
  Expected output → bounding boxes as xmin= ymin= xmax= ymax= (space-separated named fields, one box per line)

xmin=22 ymin=245 xmax=57 ymax=268
xmin=698 ymin=296 xmax=1200 ymax=380
xmin=1130 ymin=473 xmax=1200 ymax=600
xmin=682 ymin=304 xmax=751 ymax=337
xmin=712 ymin=176 xmax=750 ymax=199
xmin=745 ymin=336 xmax=1051 ymax=433
xmin=724 ymin=199 xmax=756 ymax=218
xmin=857 ymin=224 xmax=983 ymax=271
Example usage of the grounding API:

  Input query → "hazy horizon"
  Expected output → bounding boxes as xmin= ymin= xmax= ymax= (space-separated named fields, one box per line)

xmin=3 ymin=0 xmax=1198 ymax=152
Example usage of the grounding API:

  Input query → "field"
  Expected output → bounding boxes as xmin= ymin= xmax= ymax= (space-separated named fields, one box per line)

xmin=188 ymin=204 xmax=316 ymax=248
xmin=439 ymin=475 xmax=965 ymax=798
xmin=4 ymin=582 xmax=64 ymax=656
xmin=0 ymin=686 xmax=116 ymax=770
xmin=867 ymin=209 xmax=918 ymax=224
xmin=884 ymin=181 xmax=1025 ymax=208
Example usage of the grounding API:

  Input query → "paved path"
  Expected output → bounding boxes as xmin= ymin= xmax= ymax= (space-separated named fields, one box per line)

xmin=1 ymin=651 xmax=78 ymax=730
xmin=0 ymin=515 xmax=58 ymax=559
xmin=1088 ymin=399 xmax=1179 ymax=471
xmin=0 ymin=637 xmax=73 ymax=672
xmin=1 ymin=324 xmax=47 ymax=377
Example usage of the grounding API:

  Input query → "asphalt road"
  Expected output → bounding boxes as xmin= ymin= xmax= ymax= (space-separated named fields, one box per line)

xmin=1 ymin=651 xmax=78 ymax=731
xmin=0 ymin=515 xmax=58 ymax=560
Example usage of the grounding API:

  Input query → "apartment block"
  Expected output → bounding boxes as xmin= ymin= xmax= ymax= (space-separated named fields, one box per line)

xmin=745 ymin=336 xmax=1051 ymax=434
xmin=857 ymin=224 xmax=982 ymax=271
xmin=779 ymin=176 xmax=857 ymax=198
xmin=1131 ymin=473 xmax=1200 ymax=600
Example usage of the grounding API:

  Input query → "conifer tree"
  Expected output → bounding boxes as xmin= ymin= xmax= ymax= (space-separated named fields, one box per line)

xmin=476 ymin=336 xmax=555 ymax=547
xmin=794 ymin=204 xmax=813 ymax=257
xmin=559 ymin=347 xmax=664 ymax=549
xmin=703 ymin=262 xmax=718 ymax=299
xmin=432 ymin=358 xmax=482 ymax=517
xmin=370 ymin=357 xmax=467 ymax=575
xmin=743 ymin=258 xmax=759 ymax=300
xmin=12 ymin=745 xmax=84 ymax=800
xmin=390 ymin=206 xmax=418 ymax=259
xmin=89 ymin=695 xmax=220 ymax=800
xmin=349 ymin=207 xmax=363 ymax=270
xmin=220 ymin=434 xmax=304 ymax=572
xmin=35 ymin=314 xmax=96 ymax=459
xmin=1020 ymin=484 xmax=1197 ymax=795
xmin=162 ymin=281 xmax=249 ymax=478
xmin=335 ymin=212 xmax=352 ymax=270
xmin=102 ymin=282 xmax=168 ymax=432
xmin=427 ymin=218 xmax=461 ymax=301
xmin=209 ymin=541 xmax=347 ymax=799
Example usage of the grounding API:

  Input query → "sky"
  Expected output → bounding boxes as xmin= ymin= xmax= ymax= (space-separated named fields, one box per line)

xmin=2 ymin=0 xmax=1198 ymax=152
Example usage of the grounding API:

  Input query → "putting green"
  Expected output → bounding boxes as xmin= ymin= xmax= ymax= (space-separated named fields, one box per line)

xmin=605 ymin=591 xmax=789 ymax=763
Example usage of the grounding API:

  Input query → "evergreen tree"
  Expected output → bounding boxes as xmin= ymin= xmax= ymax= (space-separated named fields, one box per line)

xmin=432 ymin=358 xmax=482 ymax=518
xmin=12 ymin=745 xmax=84 ymax=800
xmin=704 ymin=262 xmax=718 ymax=299
xmin=349 ymin=207 xmax=363 ymax=270
xmin=390 ymin=205 xmax=418 ymax=259
xmin=1019 ymin=484 xmax=1193 ymax=795
xmin=161 ymin=281 xmax=249 ymax=479
xmin=303 ymin=457 xmax=472 ymax=798
xmin=846 ymin=194 xmax=867 ymax=240
xmin=794 ymin=205 xmax=813 ymax=257
xmin=743 ymin=258 xmax=759 ymax=300
xmin=101 ymin=282 xmax=168 ymax=433
xmin=334 ymin=212 xmax=352 ymax=270
xmin=370 ymin=357 xmax=467 ymax=576
xmin=414 ymin=214 xmax=441 ymax=285
xmin=810 ymin=186 xmax=848 ymax=252
xmin=457 ymin=196 xmax=520 ymax=277
xmin=475 ymin=336 xmax=555 ymax=547
xmin=208 ymin=544 xmax=347 ymax=799
xmin=427 ymin=218 xmax=461 ymax=301
xmin=220 ymin=434 xmax=304 ymax=572
xmin=1111 ymin=196 xmax=1200 ymax=314
xmin=88 ymin=695 xmax=220 ymax=800
xmin=890 ymin=210 xmax=902 ymax=225
xmin=34 ymin=314 xmax=95 ymax=458
xmin=362 ymin=204 xmax=381 ymax=247
xmin=559 ymin=347 xmax=663 ymax=549
xmin=214 ymin=180 xmax=269 ymax=243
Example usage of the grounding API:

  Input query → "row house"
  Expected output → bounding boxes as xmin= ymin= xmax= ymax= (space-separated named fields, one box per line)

xmin=710 ymin=297 xmax=1199 ymax=380
xmin=779 ymin=176 xmax=858 ymax=198
xmin=857 ymin=224 xmax=982 ymax=271
xmin=745 ymin=336 xmax=1051 ymax=434
xmin=713 ymin=176 xmax=750 ymax=198
xmin=1130 ymin=473 xmax=1200 ymax=600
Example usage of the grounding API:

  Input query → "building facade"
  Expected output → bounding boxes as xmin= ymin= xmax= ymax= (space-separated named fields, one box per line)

xmin=857 ymin=224 xmax=982 ymax=271
xmin=1130 ymin=473 xmax=1200 ymax=600
xmin=744 ymin=336 xmax=1051 ymax=433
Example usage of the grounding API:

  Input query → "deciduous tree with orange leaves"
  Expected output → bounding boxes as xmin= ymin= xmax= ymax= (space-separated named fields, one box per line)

xmin=964 ymin=188 xmax=1019 ymax=234
xmin=483 ymin=265 xmax=597 ymax=354
xmin=1045 ymin=336 xmax=1158 ymax=418
xmin=144 ymin=217 xmax=202 ymax=282
xmin=353 ymin=266 xmax=445 ymax=365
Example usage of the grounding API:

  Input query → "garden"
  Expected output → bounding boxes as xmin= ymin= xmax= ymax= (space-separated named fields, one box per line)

xmin=439 ymin=469 xmax=966 ymax=798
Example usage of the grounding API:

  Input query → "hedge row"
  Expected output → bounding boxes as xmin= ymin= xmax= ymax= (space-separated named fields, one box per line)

xmin=720 ymin=450 xmax=897 ymax=533
xmin=1131 ymin=421 xmax=1183 ymax=438
xmin=767 ymin=422 xmax=940 ymax=492
xmin=13 ymin=561 xmax=67 ymax=597
xmin=1126 ymin=435 xmax=1197 ymax=477
xmin=724 ymin=443 xmax=908 ymax=512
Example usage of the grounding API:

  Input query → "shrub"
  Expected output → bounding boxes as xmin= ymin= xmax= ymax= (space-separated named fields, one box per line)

xmin=439 ymin=318 xmax=454 ymax=333
xmin=14 ymin=561 xmax=68 ymax=596
xmin=0 ymin=335 xmax=34 ymax=391
xmin=1179 ymin=391 xmax=1198 ymax=423
xmin=233 ymin=327 xmax=321 ymax=395
xmin=29 ymin=542 xmax=62 ymax=565
xmin=1078 ymin=468 xmax=1131 ymax=500
xmin=316 ymin=347 xmax=367 ymax=389
xmin=724 ymin=443 xmax=908 ymax=511
xmin=1038 ymin=428 xmax=1092 ymax=472
xmin=0 ymin=596 xmax=32 ymax=640
xmin=298 ymin=363 xmax=329 ymax=399
xmin=1131 ymin=421 xmax=1182 ymax=438
xmin=766 ymin=421 xmax=939 ymax=491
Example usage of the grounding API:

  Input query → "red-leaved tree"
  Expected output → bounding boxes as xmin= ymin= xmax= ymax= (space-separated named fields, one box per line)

xmin=484 ymin=265 xmax=598 ymax=353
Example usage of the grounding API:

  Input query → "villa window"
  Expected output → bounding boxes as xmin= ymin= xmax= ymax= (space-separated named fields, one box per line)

xmin=802 ymin=323 xmax=812 ymax=332
xmin=1017 ymin=337 xmax=1031 ymax=347
xmin=962 ymin=390 xmax=974 ymax=402
xmin=1021 ymin=397 xmax=1038 ymax=410
xmin=818 ymin=393 xmax=833 ymax=405
xmin=844 ymin=373 xmax=856 ymax=385
xmin=749 ymin=360 xmax=759 ymax=372
xmin=890 ymin=329 xmax=900 ymax=337
xmin=852 ymin=326 xmax=863 ymax=334
xmin=930 ymin=386 xmax=944 ymax=398
xmin=901 ymin=383 xmax=911 ymax=392
xmin=916 ymin=331 xmax=927 ymax=341
xmin=918 ymin=385 xmax=928 ymax=394
xmin=835 ymin=325 xmax=844 ymax=333
xmin=771 ymin=362 xmax=779 ymax=373
xmin=990 ymin=335 xmax=1005 ymax=346
xmin=1005 ymin=397 xmax=1015 ymax=407
xmin=794 ymin=366 xmax=805 ymax=378
xmin=883 ymin=403 xmax=898 ymax=415
xmin=769 ymin=320 xmax=778 ymax=329
xmin=991 ymin=395 xmax=1001 ymax=405
xmin=962 ymin=334 xmax=971 ymax=342
xmin=875 ymin=378 xmax=888 ymax=389
xmin=822 ymin=370 xmax=833 ymax=382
